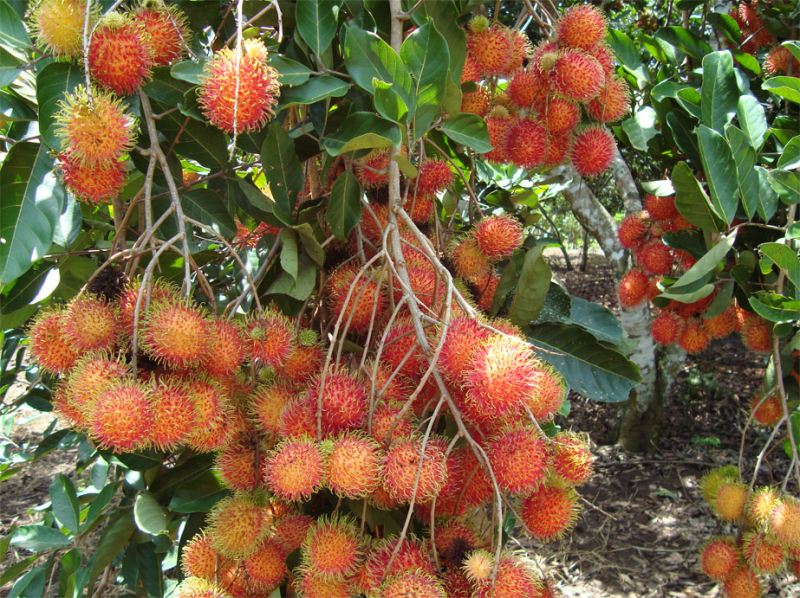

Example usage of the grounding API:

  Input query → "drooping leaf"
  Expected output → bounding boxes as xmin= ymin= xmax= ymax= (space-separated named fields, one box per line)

xmin=279 ymin=229 xmax=299 ymax=281
xmin=440 ymin=113 xmax=492 ymax=153
xmin=666 ymin=112 xmax=702 ymax=168
xmin=168 ymin=470 xmax=229 ymax=513
xmin=133 ymin=493 xmax=168 ymax=536
xmin=170 ymin=59 xmax=206 ymax=84
xmin=760 ymin=242 xmax=800 ymax=289
xmin=49 ymin=474 xmax=80 ymax=532
xmin=749 ymin=291 xmax=800 ymax=323
xmin=654 ymin=26 xmax=712 ymax=60
xmin=322 ymin=112 xmax=401 ymax=156
xmin=279 ymin=75 xmax=350 ymax=108
xmin=262 ymin=122 xmax=304 ymax=217
xmin=81 ymin=483 xmax=120 ymax=533
xmin=671 ymin=161 xmax=724 ymax=233
xmin=327 ymin=171 xmax=362 ymax=241
xmin=726 ymin=125 xmax=779 ymax=221
xmin=183 ymin=188 xmax=236 ymax=240
xmin=401 ymin=21 xmax=450 ymax=138
xmin=696 ymin=125 xmax=738 ymax=224
xmin=35 ymin=62 xmax=84 ymax=152
xmin=607 ymin=29 xmax=650 ymax=83
xmin=569 ymin=296 xmax=624 ymax=345
xmin=507 ymin=245 xmax=551 ymax=328
xmin=267 ymin=253 xmax=318 ymax=301
xmin=296 ymin=0 xmax=338 ymax=57
xmin=707 ymin=13 xmax=741 ymax=45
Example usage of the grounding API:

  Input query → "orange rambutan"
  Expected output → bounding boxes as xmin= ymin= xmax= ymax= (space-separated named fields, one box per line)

xmin=88 ymin=379 xmax=152 ymax=452
xmin=295 ymin=571 xmax=356 ymax=598
xmin=58 ymin=151 xmax=128 ymax=205
xmin=183 ymin=377 xmax=235 ymax=453
xmin=63 ymin=295 xmax=118 ymax=353
xmin=618 ymin=213 xmax=650 ymax=249
xmin=714 ymin=482 xmax=748 ymax=522
xmin=543 ymin=132 xmax=572 ymax=167
xmin=245 ymin=307 xmax=296 ymax=368
xmin=114 ymin=278 xmax=177 ymax=338
xmin=326 ymin=432 xmax=383 ymax=498
xmin=381 ymin=316 xmax=428 ymax=379
xmin=699 ymin=536 xmax=739 ymax=580
xmin=201 ymin=319 xmax=245 ymax=377
xmin=651 ymin=310 xmax=684 ymax=346
xmin=148 ymin=378 xmax=195 ymax=451
xmin=356 ymin=148 xmax=390 ymax=188
xmin=541 ymin=97 xmax=581 ymax=134
xmin=468 ymin=26 xmax=512 ymax=76
xmin=472 ymin=552 xmax=543 ymax=598
xmin=747 ymin=487 xmax=780 ymax=527
xmin=358 ymin=536 xmax=436 ymax=592
xmin=382 ymin=435 xmax=448 ymax=503
xmin=643 ymin=194 xmax=678 ymax=220
xmin=765 ymin=45 xmax=800 ymax=75
xmin=770 ymin=497 xmax=800 ymax=548
xmin=278 ymin=394 xmax=318 ymax=439
xmin=637 ymin=240 xmax=674 ymax=276
xmin=180 ymin=533 xmax=219 ymax=580
xmin=243 ymin=537 xmax=287 ymax=593
xmin=457 ymin=447 xmax=495 ymax=510
xmin=379 ymin=570 xmax=446 ymax=598
xmin=27 ymin=307 xmax=79 ymax=374
xmin=198 ymin=38 xmax=280 ymax=133
xmin=508 ymin=118 xmax=548 ymax=169
xmin=526 ymin=363 xmax=568 ymax=421
xmin=31 ymin=0 xmax=94 ymax=59
xmin=301 ymin=515 xmax=363 ymax=580
xmin=474 ymin=215 xmax=524 ymax=262
xmin=722 ymin=566 xmax=763 ymax=598
xmin=174 ymin=577 xmax=228 ymax=598
xmin=88 ymin=12 xmax=154 ymax=96
xmin=679 ymin=318 xmax=710 ymax=354
xmin=750 ymin=392 xmax=783 ymax=427
xmin=586 ymin=75 xmax=630 ymax=123
xmin=617 ymin=268 xmax=650 ymax=308
xmin=488 ymin=427 xmax=549 ymax=495
xmin=368 ymin=482 xmax=403 ymax=511
xmin=461 ymin=54 xmax=482 ymax=83
xmin=504 ymin=29 xmax=531 ymax=75
xmin=207 ymin=493 xmax=270 ymax=559
xmin=215 ymin=436 xmax=265 ymax=492
xmin=327 ymin=264 xmax=387 ymax=335
xmin=133 ymin=2 xmax=190 ymax=67
xmin=273 ymin=510 xmax=314 ymax=552
xmin=437 ymin=314 xmax=490 ymax=383
xmin=556 ymin=5 xmax=608 ymax=50
xmin=449 ymin=237 xmax=491 ymax=281
xmin=704 ymin=304 xmax=737 ymax=339
xmin=249 ymin=381 xmax=295 ymax=439
xmin=551 ymin=431 xmax=593 ymax=486
xmin=306 ymin=367 xmax=368 ymax=434
xmin=553 ymin=50 xmax=604 ymax=102
xmin=60 ymin=353 xmax=129 ymax=427
xmin=521 ymin=483 xmax=580 ymax=541
xmin=408 ymin=192 xmax=436 ymax=224
xmin=742 ymin=531 xmax=785 ymax=573
xmin=370 ymin=399 xmax=417 ymax=446
xmin=570 ymin=125 xmax=615 ymax=177
xmin=483 ymin=112 xmax=514 ymax=163
xmin=508 ymin=68 xmax=544 ymax=109
xmin=461 ymin=86 xmax=492 ymax=117
xmin=397 ymin=259 xmax=440 ymax=308
xmin=416 ymin=158 xmax=454 ymax=195
xmin=264 ymin=436 xmax=327 ymax=501
xmin=281 ymin=342 xmax=323 ymax=384
xmin=742 ymin=320 xmax=772 ymax=354
xmin=141 ymin=300 xmax=210 ymax=369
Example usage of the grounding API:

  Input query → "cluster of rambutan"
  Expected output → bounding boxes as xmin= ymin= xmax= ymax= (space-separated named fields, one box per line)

xmin=461 ymin=7 xmax=628 ymax=178
xmin=233 ymin=218 xmax=280 ymax=249
xmin=697 ymin=466 xmax=800 ymax=597
xmin=730 ymin=1 xmax=776 ymax=54
xmin=615 ymin=194 xmax=773 ymax=355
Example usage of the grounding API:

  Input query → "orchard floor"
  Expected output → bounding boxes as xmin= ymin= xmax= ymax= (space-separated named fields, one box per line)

xmin=1 ymin=250 xmax=798 ymax=597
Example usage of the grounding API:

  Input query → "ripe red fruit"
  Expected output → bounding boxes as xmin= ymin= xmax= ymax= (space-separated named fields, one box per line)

xmin=370 ymin=399 xmax=417 ymax=446
xmin=207 ymin=493 xmax=271 ymax=559
xmin=245 ymin=308 xmax=296 ymax=368
xmin=742 ymin=319 xmax=772 ymax=354
xmin=356 ymin=148 xmax=390 ymax=188
xmin=201 ymin=319 xmax=245 ymax=377
xmin=449 ymin=237 xmax=490 ymax=282
xmin=31 ymin=0 xmax=94 ymax=59
xmin=89 ymin=379 xmax=152 ymax=452
xmin=520 ymin=483 xmax=580 ymax=541
xmin=586 ymin=76 xmax=630 ymax=123
xmin=273 ymin=511 xmax=314 ymax=552
xmin=181 ymin=533 xmax=218 ymax=579
xmin=294 ymin=572 xmax=355 ymax=598
xmin=415 ymin=158 xmax=454 ymax=195
xmin=379 ymin=570 xmax=446 ymax=598
xmin=507 ymin=118 xmax=548 ymax=169
xmin=381 ymin=316 xmax=428 ymax=379
xmin=58 ymin=151 xmax=128 ymax=205
xmin=644 ymin=194 xmax=678 ymax=220
xmin=249 ymin=381 xmax=295 ymax=439
xmin=617 ymin=268 xmax=650 ymax=308
xmin=525 ymin=364 xmax=568 ymax=421
xmin=264 ymin=436 xmax=327 ymax=501
xmin=198 ymin=38 xmax=280 ymax=133
xmin=508 ymin=69 xmax=544 ymax=109
xmin=749 ymin=392 xmax=783 ymax=427
xmin=553 ymin=50 xmax=604 ymax=102
xmin=215 ymin=436 xmax=265 ymax=492
xmin=742 ymin=531 xmax=785 ymax=573
xmin=88 ymin=13 xmax=154 ymax=96
xmin=468 ymin=26 xmax=512 ymax=76
xmin=543 ymin=132 xmax=572 ymax=167
xmin=281 ymin=341 xmax=323 ymax=383
xmin=133 ymin=3 xmax=190 ymax=67
xmin=699 ymin=536 xmax=738 ymax=580
xmin=183 ymin=377 xmax=235 ymax=452
xmin=618 ymin=213 xmax=649 ymax=249
xmin=483 ymin=112 xmax=514 ymax=163
xmin=359 ymin=536 xmax=437 ymax=592
xmin=301 ymin=515 xmax=363 ymax=580
xmin=27 ymin=308 xmax=78 ymax=374
xmin=327 ymin=432 xmax=384 ymax=498
xmin=437 ymin=314 xmax=490 ymax=383
xmin=651 ymin=310 xmax=684 ymax=346
xmin=704 ymin=304 xmax=737 ymax=339
xmin=461 ymin=54 xmax=482 ymax=83
xmin=243 ymin=538 xmax=288 ymax=593
xmin=434 ymin=519 xmax=485 ymax=568
xmin=551 ymin=431 xmax=594 ymax=485
xmin=327 ymin=263 xmax=387 ymax=335
xmin=306 ymin=367 xmax=368 ymax=434
xmin=637 ymin=240 xmax=674 ymax=275
xmin=278 ymin=394 xmax=318 ymax=439
xmin=382 ymin=435 xmax=448 ymax=503
xmin=61 ymin=353 xmax=130 ymax=429
xmin=570 ymin=126 xmax=616 ymax=177
xmin=141 ymin=300 xmax=210 ymax=369
xmin=765 ymin=46 xmax=800 ymax=75
xmin=541 ymin=97 xmax=581 ymax=134
xmin=488 ymin=427 xmax=549 ymax=495
xmin=679 ymin=318 xmax=710 ymax=354
xmin=472 ymin=552 xmax=543 ymax=598
xmin=149 ymin=378 xmax=195 ymax=451
xmin=556 ymin=5 xmax=608 ymax=50
xmin=473 ymin=215 xmax=524 ymax=262
xmin=458 ymin=448 xmax=494 ymax=509
xmin=62 ymin=296 xmax=118 ymax=353
xmin=461 ymin=87 xmax=491 ymax=116
xmin=722 ymin=566 xmax=762 ymax=598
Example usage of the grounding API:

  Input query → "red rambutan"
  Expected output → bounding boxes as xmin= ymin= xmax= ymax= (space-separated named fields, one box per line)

xmin=473 ymin=215 xmax=524 ymax=262
xmin=202 ymin=319 xmax=245 ymax=377
xmin=468 ymin=26 xmax=512 ymax=76
xmin=556 ymin=5 xmax=608 ymax=50
xmin=133 ymin=3 xmax=190 ymax=67
xmin=415 ymin=158 xmax=454 ymax=195
xmin=264 ymin=436 xmax=327 ymax=501
xmin=249 ymin=381 xmax=295 ymax=439
xmin=381 ymin=316 xmax=428 ymax=379
xmin=742 ymin=320 xmax=772 ymax=354
xmin=89 ymin=379 xmax=152 ymax=452
xmin=742 ymin=531 xmax=785 ymax=573
xmin=88 ymin=12 xmax=154 ymax=96
xmin=450 ymin=237 xmax=491 ymax=282
xmin=765 ymin=45 xmax=800 ymax=75
xmin=356 ymin=148 xmax=390 ymax=188
xmin=215 ymin=436 xmax=265 ymax=492
xmin=699 ymin=536 xmax=739 ymax=580
xmin=750 ymin=392 xmax=783 ymax=428
xmin=327 ymin=432 xmax=383 ymax=498
xmin=370 ymin=400 xmax=417 ymax=446
xmin=541 ymin=97 xmax=581 ymax=134
xmin=27 ymin=308 xmax=79 ymax=374
xmin=243 ymin=537 xmax=287 ymax=593
xmin=637 ymin=240 xmax=674 ymax=276
xmin=570 ymin=125 xmax=615 ymax=177
xmin=294 ymin=571 xmax=355 ymax=597
xmin=508 ymin=118 xmax=548 ymax=169
xmin=770 ymin=497 xmax=800 ymax=548
xmin=508 ymin=69 xmax=544 ymax=109
xmin=722 ymin=566 xmax=763 ymax=598
xmin=488 ymin=427 xmax=549 ymax=495
xmin=643 ymin=194 xmax=678 ymax=220
xmin=551 ymin=431 xmax=593 ymax=486
xmin=651 ymin=310 xmax=684 ymax=346
xmin=543 ymin=132 xmax=572 ymax=167
xmin=553 ymin=50 xmax=604 ymax=102
xmin=472 ymin=552 xmax=543 ymax=598
xmin=617 ymin=268 xmax=650 ymax=308
xmin=301 ymin=515 xmax=363 ymax=580
xmin=678 ymin=318 xmax=710 ymax=354
xmin=148 ymin=378 xmax=195 ymax=451
xmin=461 ymin=86 xmax=492 ymax=117
xmin=58 ymin=151 xmax=128 ymax=205
xmin=207 ymin=493 xmax=270 ymax=559
xmin=278 ymin=394 xmax=318 ymax=439
xmin=437 ymin=314 xmax=491 ymax=383
xmin=273 ymin=510 xmax=314 ymax=552
xmin=327 ymin=264 xmax=387 ymax=335
xmin=704 ymin=304 xmax=737 ymax=339
xmin=245 ymin=308 xmax=296 ymax=368
xmin=63 ymin=295 xmax=118 ymax=353
xmin=483 ymin=112 xmax=514 ymax=163
xmin=141 ymin=300 xmax=209 ymax=369
xmin=586 ymin=76 xmax=630 ymax=123
xmin=281 ymin=342 xmax=323 ymax=384
xmin=382 ymin=435 xmax=448 ymax=503
xmin=520 ymin=483 xmax=580 ymax=541
xmin=183 ymin=377 xmax=235 ymax=452
xmin=618 ymin=213 xmax=649 ymax=249
xmin=180 ymin=533 xmax=218 ymax=580
xmin=525 ymin=364 xmax=568 ymax=421
xmin=379 ymin=570 xmax=446 ymax=598
xmin=306 ymin=367 xmax=368 ymax=434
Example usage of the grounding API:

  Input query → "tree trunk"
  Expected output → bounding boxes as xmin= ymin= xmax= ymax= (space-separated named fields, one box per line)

xmin=579 ymin=226 xmax=589 ymax=272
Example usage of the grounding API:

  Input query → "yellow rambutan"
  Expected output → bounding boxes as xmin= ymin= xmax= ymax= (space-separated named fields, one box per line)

xmin=30 ymin=0 xmax=94 ymax=59
xmin=264 ymin=436 xmax=327 ymax=501
xmin=301 ymin=515 xmax=363 ymax=580
xmin=243 ymin=537 xmax=288 ymax=593
xmin=148 ymin=377 xmax=195 ymax=451
xmin=488 ymin=426 xmax=549 ymax=495
xmin=141 ymin=300 xmax=210 ymax=369
xmin=88 ymin=12 xmax=154 ymax=96
xmin=699 ymin=536 xmax=739 ymax=580
xmin=520 ymin=483 xmax=580 ymax=541
xmin=382 ymin=435 xmax=448 ymax=503
xmin=88 ymin=379 xmax=152 ymax=452
xmin=245 ymin=307 xmax=296 ymax=368
xmin=180 ymin=532 xmax=219 ymax=580
xmin=463 ymin=548 xmax=494 ymax=583
xmin=556 ymin=5 xmax=608 ymax=50
xmin=27 ymin=307 xmax=78 ymax=374
xmin=207 ymin=493 xmax=271 ymax=559
xmin=327 ymin=432 xmax=384 ymax=499
xmin=714 ymin=482 xmax=748 ymax=522
xmin=747 ymin=487 xmax=780 ymax=527
xmin=174 ymin=577 xmax=229 ymax=598
xmin=198 ymin=38 xmax=280 ymax=133
xmin=770 ymin=497 xmax=800 ymax=548
xmin=133 ymin=2 xmax=190 ymax=66
xmin=722 ymin=566 xmax=763 ymax=598
xmin=700 ymin=466 xmax=739 ymax=504
xmin=742 ymin=531 xmax=785 ymax=573
xmin=551 ymin=431 xmax=594 ymax=486
xmin=294 ymin=571 xmax=356 ymax=598
xmin=64 ymin=296 xmax=118 ymax=353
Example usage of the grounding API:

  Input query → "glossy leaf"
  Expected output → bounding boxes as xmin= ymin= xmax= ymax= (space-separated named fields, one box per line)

xmin=621 ymin=106 xmax=658 ymax=151
xmin=50 ymin=474 xmax=80 ymax=532
xmin=401 ymin=21 xmax=450 ymax=138
xmin=0 ymin=263 xmax=57 ymax=315
xmin=280 ymin=229 xmax=299 ymax=281
xmin=134 ymin=493 xmax=168 ymax=536
xmin=0 ymin=0 xmax=30 ymax=56
xmin=736 ymin=95 xmax=767 ymax=150
xmin=409 ymin=0 xmax=465 ymax=85
xmin=267 ymin=254 xmax=318 ymax=301
xmin=279 ymin=75 xmax=349 ymax=108
xmin=701 ymin=52 xmax=738 ymax=133
xmin=569 ymin=296 xmax=624 ymax=345
xmin=707 ymin=13 xmax=741 ymax=45
xmin=440 ymin=113 xmax=492 ymax=153
xmin=10 ymin=525 xmax=71 ymax=552
xmin=267 ymin=55 xmax=313 ymax=86
xmin=81 ymin=483 xmax=119 ymax=533
xmin=778 ymin=136 xmax=800 ymax=170
xmin=763 ymin=76 xmax=800 ymax=104
xmin=749 ymin=291 xmax=800 ymax=323
xmin=153 ymin=101 xmax=228 ymax=168
xmin=327 ymin=171 xmax=362 ymax=241
xmin=36 ymin=62 xmax=84 ymax=151
xmin=296 ymin=0 xmax=338 ymax=57
xmin=655 ymin=27 xmax=712 ymax=60
xmin=769 ymin=169 xmax=800 ymax=204
xmin=142 ymin=67 xmax=193 ymax=105
xmin=672 ymin=231 xmax=737 ymax=289
xmin=726 ymin=125 xmax=779 ymax=221
xmin=323 ymin=112 xmax=401 ymax=156
xmin=184 ymin=188 xmax=236 ymax=240
xmin=696 ymin=125 xmax=738 ymax=224
xmin=671 ymin=161 xmax=724 ymax=233
xmin=170 ymin=60 xmax=205 ymax=85
xmin=607 ymin=30 xmax=649 ymax=83
xmin=507 ymin=245 xmax=551 ymax=328
xmin=262 ymin=123 xmax=304 ymax=217
xmin=88 ymin=511 xmax=136 ymax=591
xmin=760 ymin=242 xmax=800 ymax=289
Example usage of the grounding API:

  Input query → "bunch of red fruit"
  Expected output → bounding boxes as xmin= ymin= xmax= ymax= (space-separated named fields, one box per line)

xmin=615 ymin=194 xmax=773 ymax=355
xmin=698 ymin=466 xmax=800 ymax=597
xmin=461 ymin=6 xmax=629 ymax=178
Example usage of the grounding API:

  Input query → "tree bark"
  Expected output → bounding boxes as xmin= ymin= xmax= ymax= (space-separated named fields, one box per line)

xmin=579 ymin=226 xmax=589 ymax=272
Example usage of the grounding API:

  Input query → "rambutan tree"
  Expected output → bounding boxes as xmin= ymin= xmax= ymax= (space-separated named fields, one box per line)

xmin=0 ymin=0 xmax=797 ymax=596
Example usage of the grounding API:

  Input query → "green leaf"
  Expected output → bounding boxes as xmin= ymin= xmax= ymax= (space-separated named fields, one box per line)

xmin=279 ymin=229 xmax=298 ymax=281
xmin=0 ymin=556 xmax=37 ymax=587
xmin=409 ymin=0 xmax=465 ymax=86
xmin=778 ymin=136 xmax=800 ymax=170
xmin=707 ymin=13 xmax=741 ymax=45
xmin=36 ymin=62 xmax=84 ymax=151
xmin=10 ymin=562 xmax=50 ymax=598
xmin=654 ymin=27 xmax=712 ymax=60
xmin=142 ymin=67 xmax=193 ymax=105
xmin=168 ymin=470 xmax=229 ymax=513
xmin=784 ymin=40 xmax=800 ymax=63
xmin=701 ymin=51 xmax=738 ymax=133
xmin=675 ymin=88 xmax=702 ymax=120
xmin=11 ymin=525 xmax=71 ymax=552
xmin=134 ymin=493 xmax=168 ymax=536
xmin=440 ymin=113 xmax=492 ymax=153
xmin=81 ymin=482 xmax=119 ymax=533
xmin=279 ymin=75 xmax=350 ymax=108
xmin=650 ymin=80 xmax=688 ymax=102
xmin=88 ymin=511 xmax=135 ymax=592
xmin=392 ymin=154 xmax=417 ymax=179
xmin=323 ymin=112 xmax=401 ymax=156
xmin=152 ymin=101 xmax=228 ymax=168
xmin=0 ymin=142 xmax=65 ymax=286
xmin=737 ymin=95 xmax=767 ymax=150
xmin=527 ymin=324 xmax=641 ymax=403
xmin=150 ymin=453 xmax=214 ymax=497
xmin=769 ymin=169 xmax=800 ymax=204
xmin=731 ymin=48 xmax=761 ymax=75
xmin=749 ymin=291 xmax=800 ymax=323
xmin=327 ymin=171 xmax=362 ymax=241
xmin=0 ymin=0 xmax=30 ymax=56
xmin=726 ymin=125 xmax=779 ymax=221
xmin=262 ymin=122 xmax=304 ymax=217
xmin=760 ymin=242 xmax=800 ymax=289
xmin=0 ymin=263 xmax=57 ymax=315
xmin=50 ymin=474 xmax=80 ymax=532
xmin=343 ymin=25 xmax=415 ymax=117
xmin=621 ymin=106 xmax=658 ymax=151
xmin=667 ymin=111 xmax=702 ymax=168
xmin=184 ymin=188 xmax=236 ymax=240
xmin=696 ymin=125 xmax=738 ymax=225
xmin=296 ymin=0 xmax=338 ymax=57
xmin=507 ymin=245 xmax=551 ymax=328
xmin=607 ymin=30 xmax=650 ymax=83
xmin=373 ymin=80 xmax=409 ymax=124
xmin=0 ymin=46 xmax=22 ymax=87
xmin=267 ymin=55 xmax=312 ymax=86
xmin=401 ymin=21 xmax=449 ymax=138
xmin=671 ymin=161 xmax=724 ymax=233
xmin=0 ymin=90 xmax=36 ymax=122
xmin=267 ymin=253 xmax=318 ymax=301
xmin=703 ymin=281 xmax=735 ymax=319
xmin=763 ymin=76 xmax=800 ymax=104
xmin=672 ymin=230 xmax=737 ymax=289
xmin=569 ymin=296 xmax=624 ymax=345
xmin=170 ymin=59 xmax=205 ymax=85
xmin=490 ymin=248 xmax=525 ymax=316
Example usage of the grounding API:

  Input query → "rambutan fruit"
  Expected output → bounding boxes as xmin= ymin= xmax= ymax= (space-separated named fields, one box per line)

xmin=382 ymin=435 xmax=448 ymax=503
xmin=472 ymin=553 xmax=543 ymax=598
xmin=326 ymin=432 xmax=383 ymax=498
xmin=520 ymin=483 xmax=580 ymax=541
xmin=31 ymin=0 xmax=94 ymax=59
xmin=301 ymin=515 xmax=363 ymax=580
xmin=704 ymin=304 xmax=737 ymax=339
xmin=770 ymin=497 xmax=800 ymax=548
xmin=617 ymin=268 xmax=650 ymax=308
xmin=201 ymin=319 xmax=245 ymax=377
xmin=141 ymin=300 xmax=209 ymax=369
xmin=245 ymin=307 xmax=295 ymax=368
xmin=243 ymin=537 xmax=287 ymax=593
xmin=183 ymin=377 xmax=235 ymax=453
xmin=742 ymin=320 xmax=772 ymax=354
xmin=368 ymin=482 xmax=403 ymax=511
xmin=88 ymin=12 xmax=154 ymax=96
xmin=488 ymin=427 xmax=549 ymax=495
xmin=58 ymin=151 xmax=128 ymax=205
xmin=215 ymin=436 xmax=265 ymax=492
xmin=397 ymin=259 xmax=440 ymax=308
xmin=27 ymin=307 xmax=79 ymax=374
xmin=415 ymin=158 xmax=454 ymax=195
xmin=198 ymin=38 xmax=280 ymax=133
xmin=207 ymin=493 xmax=270 ymax=559
xmin=570 ymin=125 xmax=615 ymax=177
xmin=461 ymin=54 xmax=482 ymax=83
xmin=714 ymin=482 xmax=748 ymax=521
xmin=356 ymin=148 xmax=390 ymax=188
xmin=530 ymin=41 xmax=558 ymax=73
xmin=437 ymin=314 xmax=490 ymax=383
xmin=463 ymin=548 xmax=494 ymax=584
xmin=700 ymin=466 xmax=739 ymax=504
xmin=473 ymin=215 xmax=524 ymax=262
xmin=747 ymin=487 xmax=780 ymax=527
xmin=461 ymin=87 xmax=492 ymax=117
xmin=551 ymin=431 xmax=593 ymax=486
xmin=618 ymin=213 xmax=649 ymax=249
xmin=249 ymin=381 xmax=295 ymax=439
xmin=273 ymin=510 xmax=314 ymax=552
xmin=449 ymin=237 xmax=491 ymax=281
xmin=508 ymin=69 xmax=544 ymax=109
xmin=114 ymin=278 xmax=177 ymax=338
xmin=442 ymin=569 xmax=473 ymax=597
xmin=359 ymin=536 xmax=436 ymax=592
xmin=62 ymin=353 xmax=129 ymax=426
xmin=55 ymin=86 xmax=136 ymax=167
xmin=586 ymin=76 xmax=630 ymax=123
xmin=327 ymin=264 xmax=387 ymax=335
xmin=278 ymin=394 xmax=318 ymax=439
xmin=637 ymin=240 xmax=674 ymax=276
xmin=468 ymin=26 xmax=512 ymax=76
xmin=264 ymin=436 xmax=326 ymax=501
xmin=679 ymin=318 xmax=710 ymax=354
xmin=541 ymin=97 xmax=581 ymax=134
xmin=434 ymin=519 xmax=485 ymax=569
xmin=306 ymin=367 xmax=368 ymax=434
xmin=699 ymin=536 xmax=739 ymax=580
xmin=543 ymin=132 xmax=572 ymax=167
xmin=148 ymin=378 xmax=195 ymax=451
xmin=556 ymin=5 xmax=608 ymax=50
xmin=174 ymin=577 xmax=228 ymax=598
xmin=379 ymin=570 xmax=446 ymax=598
xmin=63 ymin=295 xmax=118 ymax=353
xmin=643 ymin=194 xmax=678 ymax=221
xmin=553 ymin=50 xmax=604 ymax=102
xmin=483 ymin=112 xmax=513 ymax=163
xmin=408 ymin=192 xmax=436 ymax=224
xmin=381 ymin=316 xmax=428 ymax=379
xmin=647 ymin=276 xmax=663 ymax=301
xmin=88 ymin=379 xmax=152 ymax=452
xmin=370 ymin=399 xmax=417 ymax=445
xmin=507 ymin=118 xmax=548 ymax=169
xmin=765 ymin=46 xmax=800 ymax=75
xmin=526 ymin=363 xmax=568 ymax=421
xmin=651 ymin=310 xmax=684 ymax=346
xmin=722 ymin=566 xmax=762 ymax=598
xmin=504 ymin=29 xmax=531 ymax=75
xmin=133 ymin=2 xmax=190 ymax=67
xmin=294 ymin=571 xmax=356 ymax=598
xmin=281 ymin=342 xmax=323 ymax=384
xmin=180 ymin=533 xmax=219 ymax=579
xmin=742 ymin=531 xmax=785 ymax=573
xmin=750 ymin=392 xmax=783 ymax=428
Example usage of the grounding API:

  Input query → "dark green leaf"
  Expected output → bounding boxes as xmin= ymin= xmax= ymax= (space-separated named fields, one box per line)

xmin=0 ymin=142 xmax=65 ymax=286
xmin=184 ymin=188 xmax=236 ymax=240
xmin=534 ymin=283 xmax=572 ymax=324
xmin=279 ymin=75 xmax=350 ymax=108
xmin=267 ymin=55 xmax=312 ymax=86
xmin=0 ymin=263 xmax=57 ymax=314
xmin=11 ymin=525 xmax=70 ymax=552
xmin=401 ymin=21 xmax=449 ymax=138
xmin=296 ymin=0 xmax=338 ymax=57
xmin=778 ymin=136 xmax=800 ymax=170
xmin=36 ymin=62 xmax=84 ymax=151
xmin=81 ymin=482 xmax=119 ymax=533
xmin=657 ymin=282 xmax=715 ymax=304
xmin=667 ymin=111 xmax=702 ymax=168
xmin=143 ymin=67 xmax=193 ymax=105
xmin=168 ymin=470 xmax=229 ymax=513
xmin=708 ymin=13 xmax=741 ymax=44
xmin=671 ymin=161 xmax=724 ymax=233
xmin=527 ymin=324 xmax=641 ymax=403
xmin=262 ymin=122 xmax=304 ymax=217
xmin=327 ymin=171 xmax=362 ymax=241
xmin=760 ymin=242 xmax=800 ymax=289
xmin=440 ymin=113 xmax=492 ymax=153
xmin=50 ymin=474 xmax=79 ymax=532
xmin=323 ymin=112 xmax=401 ymax=156
xmin=490 ymin=248 xmax=525 ymax=316
xmin=373 ymin=80 xmax=409 ymax=124
xmin=737 ymin=95 xmax=767 ymax=150
xmin=654 ymin=27 xmax=712 ymax=60
xmin=607 ymin=29 xmax=650 ymax=83
xmin=507 ymin=245 xmax=551 ymax=328
xmin=763 ymin=76 xmax=800 ymax=104
xmin=153 ymin=101 xmax=228 ymax=168
xmin=0 ymin=90 xmax=36 ymax=122
xmin=726 ymin=125 xmax=779 ymax=221
xmin=703 ymin=281 xmax=735 ymax=319
xmin=769 ymin=169 xmax=800 ymax=204
xmin=150 ymin=453 xmax=214 ymax=497
xmin=280 ymin=229 xmax=298 ymax=281
xmin=621 ymin=106 xmax=658 ymax=151
xmin=9 ymin=562 xmax=49 ymax=598
xmin=0 ymin=0 xmax=30 ymax=56
xmin=672 ymin=231 xmax=737 ymax=289
xmin=88 ymin=511 xmax=135 ymax=592
xmin=134 ymin=492 xmax=168 ymax=536
xmin=267 ymin=253 xmax=318 ymax=300
xmin=696 ymin=125 xmax=738 ymax=224
xmin=701 ymin=51 xmax=738 ymax=133
xmin=569 ymin=296 xmax=624 ymax=345
xmin=170 ymin=59 xmax=205 ymax=85
xmin=0 ymin=46 xmax=22 ymax=87
xmin=409 ymin=0 xmax=465 ymax=86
